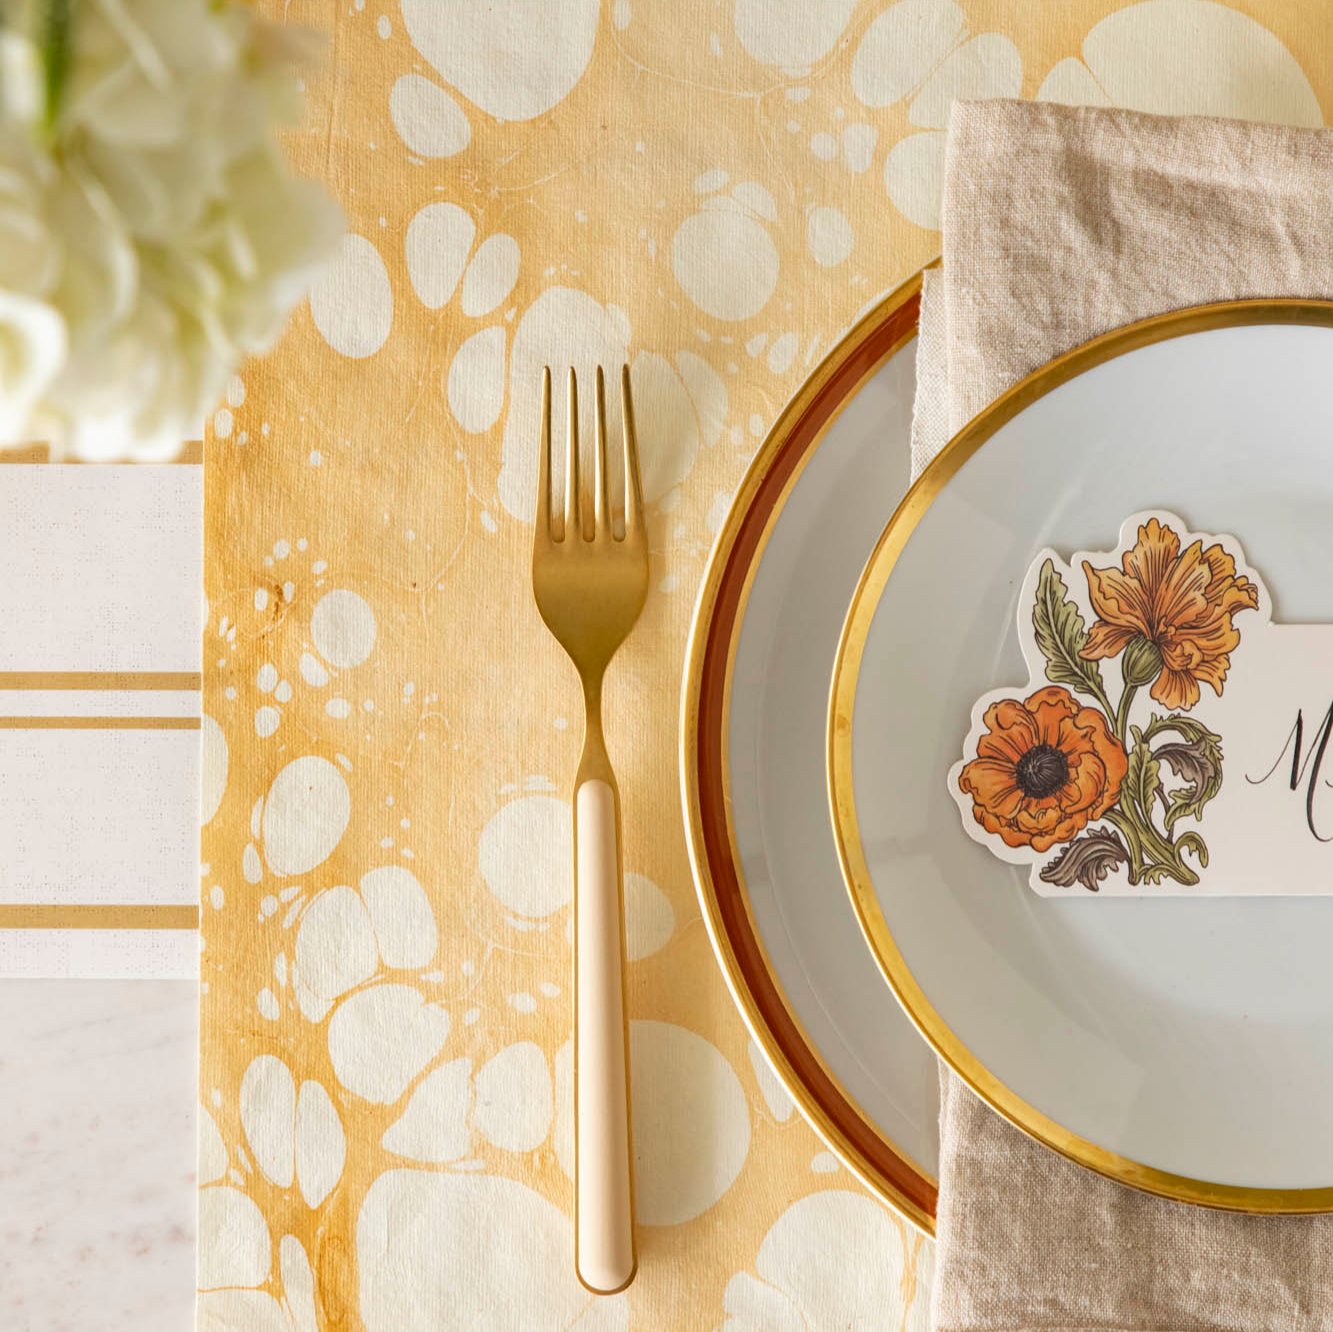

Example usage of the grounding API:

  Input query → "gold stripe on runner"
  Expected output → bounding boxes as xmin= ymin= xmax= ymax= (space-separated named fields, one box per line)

xmin=0 ymin=671 xmax=202 ymax=690
xmin=0 ymin=716 xmax=200 ymax=729
xmin=0 ymin=442 xmax=203 ymax=464
xmin=0 ymin=905 xmax=199 ymax=930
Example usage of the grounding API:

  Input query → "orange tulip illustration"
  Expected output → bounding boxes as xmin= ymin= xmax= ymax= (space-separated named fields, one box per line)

xmin=1079 ymin=516 xmax=1258 ymax=711
xmin=958 ymin=685 xmax=1127 ymax=853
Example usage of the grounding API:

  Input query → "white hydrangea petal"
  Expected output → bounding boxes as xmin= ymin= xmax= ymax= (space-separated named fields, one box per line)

xmin=0 ymin=292 xmax=67 ymax=445
xmin=0 ymin=3 xmax=341 ymax=460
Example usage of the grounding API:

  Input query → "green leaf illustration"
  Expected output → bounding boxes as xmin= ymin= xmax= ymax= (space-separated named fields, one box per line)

xmin=1124 ymin=726 xmax=1162 ymax=823
xmin=1039 ymin=827 xmax=1129 ymax=892
xmin=1155 ymin=717 xmax=1224 ymax=833
xmin=1101 ymin=715 xmax=1213 ymax=888
xmin=1031 ymin=558 xmax=1106 ymax=704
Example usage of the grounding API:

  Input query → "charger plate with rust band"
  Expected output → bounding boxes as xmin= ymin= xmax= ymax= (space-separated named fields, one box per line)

xmin=682 ymin=270 xmax=939 ymax=1232
xmin=829 ymin=300 xmax=1333 ymax=1213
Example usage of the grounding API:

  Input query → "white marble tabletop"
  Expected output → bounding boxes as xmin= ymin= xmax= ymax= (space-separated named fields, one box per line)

xmin=0 ymin=981 xmax=196 ymax=1331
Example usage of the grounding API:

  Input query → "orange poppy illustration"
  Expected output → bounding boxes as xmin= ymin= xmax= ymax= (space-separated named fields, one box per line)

xmin=1079 ymin=516 xmax=1258 ymax=711
xmin=958 ymin=685 xmax=1127 ymax=853
xmin=953 ymin=513 xmax=1250 ymax=890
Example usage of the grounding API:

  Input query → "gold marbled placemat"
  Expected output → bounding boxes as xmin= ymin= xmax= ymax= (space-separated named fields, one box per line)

xmin=197 ymin=3 xmax=1332 ymax=1327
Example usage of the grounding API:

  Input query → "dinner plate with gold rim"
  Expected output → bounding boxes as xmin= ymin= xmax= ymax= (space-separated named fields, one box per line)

xmin=829 ymin=300 xmax=1333 ymax=1211
xmin=682 ymin=270 xmax=939 ymax=1233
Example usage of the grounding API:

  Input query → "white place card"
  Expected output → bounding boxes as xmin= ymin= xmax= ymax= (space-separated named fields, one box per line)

xmin=0 ymin=465 xmax=201 ymax=976
xmin=951 ymin=509 xmax=1333 ymax=896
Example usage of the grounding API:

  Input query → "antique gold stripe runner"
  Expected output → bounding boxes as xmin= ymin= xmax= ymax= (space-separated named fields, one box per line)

xmin=0 ymin=668 xmax=200 ymax=929
xmin=0 ymin=716 xmax=200 ymax=729
xmin=0 ymin=442 xmax=203 ymax=464
xmin=0 ymin=671 xmax=202 ymax=689
xmin=0 ymin=465 xmax=202 ymax=973
xmin=0 ymin=905 xmax=199 ymax=930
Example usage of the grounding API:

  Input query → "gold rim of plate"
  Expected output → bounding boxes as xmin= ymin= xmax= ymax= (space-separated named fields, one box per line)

xmin=681 ymin=267 xmax=938 ymax=1233
xmin=827 ymin=296 xmax=1333 ymax=1215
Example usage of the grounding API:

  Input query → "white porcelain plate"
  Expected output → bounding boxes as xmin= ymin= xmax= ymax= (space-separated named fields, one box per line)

xmin=683 ymin=275 xmax=939 ymax=1232
xmin=829 ymin=302 xmax=1333 ymax=1211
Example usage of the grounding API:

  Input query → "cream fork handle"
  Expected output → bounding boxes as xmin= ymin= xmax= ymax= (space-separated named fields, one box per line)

xmin=574 ymin=777 xmax=636 ymax=1294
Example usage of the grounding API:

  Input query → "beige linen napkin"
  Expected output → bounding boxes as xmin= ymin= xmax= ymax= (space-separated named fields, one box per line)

xmin=912 ymin=100 xmax=1333 ymax=1332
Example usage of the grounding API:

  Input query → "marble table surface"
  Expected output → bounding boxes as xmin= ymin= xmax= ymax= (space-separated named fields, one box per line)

xmin=0 ymin=981 xmax=196 ymax=1331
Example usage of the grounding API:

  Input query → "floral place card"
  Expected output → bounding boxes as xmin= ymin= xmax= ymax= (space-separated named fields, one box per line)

xmin=951 ymin=509 xmax=1333 ymax=896
xmin=0 ymin=464 xmax=201 ymax=976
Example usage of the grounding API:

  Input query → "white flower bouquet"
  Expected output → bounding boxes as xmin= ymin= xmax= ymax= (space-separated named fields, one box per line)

xmin=0 ymin=0 xmax=341 ymax=459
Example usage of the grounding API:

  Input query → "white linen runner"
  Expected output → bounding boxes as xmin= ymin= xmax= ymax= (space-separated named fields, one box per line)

xmin=0 ymin=464 xmax=201 ymax=978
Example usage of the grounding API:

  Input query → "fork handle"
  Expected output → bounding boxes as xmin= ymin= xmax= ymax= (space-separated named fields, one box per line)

xmin=574 ymin=777 xmax=636 ymax=1294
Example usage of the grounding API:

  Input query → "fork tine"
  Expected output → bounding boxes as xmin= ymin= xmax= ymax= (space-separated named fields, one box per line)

xmin=593 ymin=366 xmax=610 ymax=535
xmin=565 ymin=367 xmax=582 ymax=541
xmin=620 ymin=364 xmax=644 ymax=538
xmin=536 ymin=366 xmax=553 ymax=538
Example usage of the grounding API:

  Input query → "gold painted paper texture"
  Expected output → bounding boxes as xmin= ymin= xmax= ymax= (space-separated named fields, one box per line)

xmin=198 ymin=3 xmax=1332 ymax=1326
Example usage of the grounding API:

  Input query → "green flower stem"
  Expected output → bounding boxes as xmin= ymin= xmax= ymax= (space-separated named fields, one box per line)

xmin=1108 ymin=802 xmax=1200 ymax=886
xmin=1104 ymin=807 xmax=1148 ymax=880
xmin=1085 ymin=678 xmax=1117 ymax=728
xmin=1136 ymin=804 xmax=1197 ymax=883
xmin=1107 ymin=742 xmax=1203 ymax=887
xmin=1113 ymin=683 xmax=1137 ymax=745
xmin=40 ymin=0 xmax=74 ymax=133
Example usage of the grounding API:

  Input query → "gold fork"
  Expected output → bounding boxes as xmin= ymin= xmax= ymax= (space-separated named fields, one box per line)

xmin=532 ymin=364 xmax=647 ymax=1294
